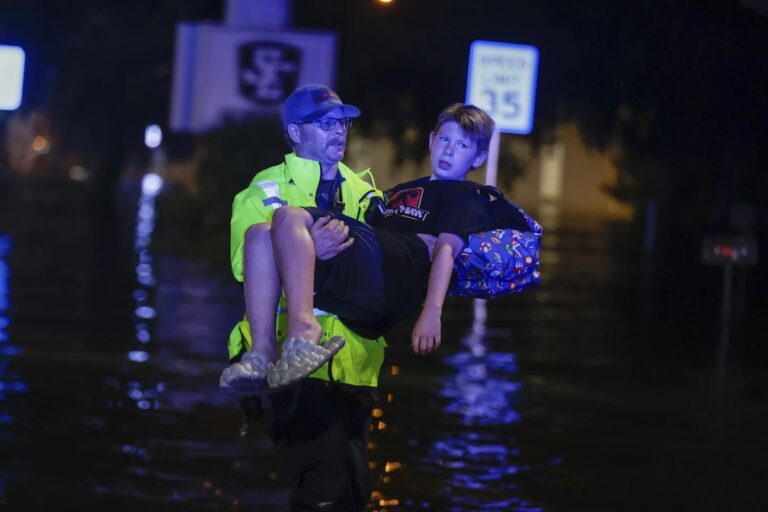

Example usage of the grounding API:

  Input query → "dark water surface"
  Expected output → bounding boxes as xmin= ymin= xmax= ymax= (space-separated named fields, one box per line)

xmin=1 ymin=181 xmax=767 ymax=511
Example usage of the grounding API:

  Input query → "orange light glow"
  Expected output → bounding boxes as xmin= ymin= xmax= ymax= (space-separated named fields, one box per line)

xmin=384 ymin=461 xmax=402 ymax=472
xmin=377 ymin=420 xmax=387 ymax=430
xmin=31 ymin=135 xmax=49 ymax=154
xmin=390 ymin=365 xmax=399 ymax=376
xmin=372 ymin=407 xmax=384 ymax=418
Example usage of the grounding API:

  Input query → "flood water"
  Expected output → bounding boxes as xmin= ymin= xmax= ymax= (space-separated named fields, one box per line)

xmin=1 ymin=179 xmax=767 ymax=511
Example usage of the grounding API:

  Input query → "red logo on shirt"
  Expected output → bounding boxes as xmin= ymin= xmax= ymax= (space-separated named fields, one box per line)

xmin=385 ymin=187 xmax=429 ymax=221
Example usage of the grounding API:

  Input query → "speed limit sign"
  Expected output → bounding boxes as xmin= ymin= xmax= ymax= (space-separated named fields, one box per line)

xmin=466 ymin=40 xmax=539 ymax=134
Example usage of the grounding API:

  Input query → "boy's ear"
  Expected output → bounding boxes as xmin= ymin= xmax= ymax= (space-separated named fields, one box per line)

xmin=472 ymin=150 xmax=488 ymax=169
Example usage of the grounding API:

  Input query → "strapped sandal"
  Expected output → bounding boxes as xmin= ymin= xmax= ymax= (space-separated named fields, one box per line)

xmin=219 ymin=351 xmax=274 ymax=397
xmin=267 ymin=336 xmax=345 ymax=388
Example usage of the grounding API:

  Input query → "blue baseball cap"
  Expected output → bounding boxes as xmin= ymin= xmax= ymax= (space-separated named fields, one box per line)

xmin=281 ymin=84 xmax=361 ymax=129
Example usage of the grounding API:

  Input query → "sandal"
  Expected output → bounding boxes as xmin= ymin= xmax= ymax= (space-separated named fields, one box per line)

xmin=219 ymin=351 xmax=274 ymax=396
xmin=267 ymin=336 xmax=345 ymax=388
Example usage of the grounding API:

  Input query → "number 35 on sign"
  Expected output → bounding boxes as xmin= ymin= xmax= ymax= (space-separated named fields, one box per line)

xmin=466 ymin=40 xmax=539 ymax=135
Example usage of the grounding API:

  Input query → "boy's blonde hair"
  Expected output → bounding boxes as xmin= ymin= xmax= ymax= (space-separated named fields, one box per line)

xmin=433 ymin=103 xmax=495 ymax=153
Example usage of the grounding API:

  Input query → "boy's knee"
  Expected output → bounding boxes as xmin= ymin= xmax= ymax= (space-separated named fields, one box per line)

xmin=245 ymin=223 xmax=271 ymax=245
xmin=272 ymin=206 xmax=310 ymax=230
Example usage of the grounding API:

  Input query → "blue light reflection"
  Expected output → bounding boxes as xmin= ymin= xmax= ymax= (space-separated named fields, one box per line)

xmin=124 ymin=174 xmax=165 ymax=410
xmin=424 ymin=302 xmax=542 ymax=512
xmin=0 ymin=233 xmax=26 ymax=506
xmin=129 ymin=174 xmax=162 ymax=360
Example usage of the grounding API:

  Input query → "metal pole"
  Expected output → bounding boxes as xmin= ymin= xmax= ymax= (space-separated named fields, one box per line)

xmin=473 ymin=129 xmax=501 ymax=322
xmin=484 ymin=128 xmax=501 ymax=187
xmin=716 ymin=263 xmax=733 ymax=381
xmin=225 ymin=0 xmax=291 ymax=29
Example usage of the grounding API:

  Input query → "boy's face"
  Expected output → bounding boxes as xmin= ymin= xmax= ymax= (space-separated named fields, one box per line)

xmin=428 ymin=121 xmax=487 ymax=181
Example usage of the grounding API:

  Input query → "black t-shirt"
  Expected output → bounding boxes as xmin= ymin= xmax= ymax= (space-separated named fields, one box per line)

xmin=377 ymin=177 xmax=488 ymax=241
xmin=369 ymin=177 xmax=489 ymax=331
xmin=315 ymin=172 xmax=344 ymax=212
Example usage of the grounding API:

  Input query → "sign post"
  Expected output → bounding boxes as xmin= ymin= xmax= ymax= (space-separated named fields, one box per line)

xmin=466 ymin=40 xmax=538 ymax=320
xmin=701 ymin=236 xmax=758 ymax=381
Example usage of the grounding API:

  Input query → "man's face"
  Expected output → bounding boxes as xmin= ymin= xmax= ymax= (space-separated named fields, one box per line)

xmin=292 ymin=107 xmax=350 ymax=167
xmin=428 ymin=120 xmax=487 ymax=181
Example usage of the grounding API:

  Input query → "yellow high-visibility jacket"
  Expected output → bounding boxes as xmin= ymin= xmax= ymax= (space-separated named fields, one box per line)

xmin=228 ymin=152 xmax=386 ymax=387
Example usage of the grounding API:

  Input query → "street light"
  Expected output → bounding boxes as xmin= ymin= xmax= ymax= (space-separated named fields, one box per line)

xmin=144 ymin=124 xmax=163 ymax=149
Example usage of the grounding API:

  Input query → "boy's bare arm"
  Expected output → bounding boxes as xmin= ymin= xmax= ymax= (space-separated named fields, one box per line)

xmin=411 ymin=232 xmax=464 ymax=354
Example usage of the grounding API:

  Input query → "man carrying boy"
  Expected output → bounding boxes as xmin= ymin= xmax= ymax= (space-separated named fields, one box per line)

xmin=226 ymin=83 xmax=386 ymax=511
xmin=225 ymin=103 xmax=507 ymax=390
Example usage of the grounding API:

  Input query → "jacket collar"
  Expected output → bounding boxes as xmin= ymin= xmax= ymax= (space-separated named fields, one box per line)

xmin=283 ymin=152 xmax=350 ymax=192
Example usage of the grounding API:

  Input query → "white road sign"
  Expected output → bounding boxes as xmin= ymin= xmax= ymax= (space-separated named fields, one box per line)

xmin=466 ymin=40 xmax=539 ymax=134
xmin=170 ymin=23 xmax=337 ymax=132
xmin=0 ymin=45 xmax=25 ymax=111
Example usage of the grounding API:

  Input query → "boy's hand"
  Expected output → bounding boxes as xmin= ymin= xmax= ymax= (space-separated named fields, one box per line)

xmin=411 ymin=308 xmax=442 ymax=355
xmin=311 ymin=216 xmax=354 ymax=260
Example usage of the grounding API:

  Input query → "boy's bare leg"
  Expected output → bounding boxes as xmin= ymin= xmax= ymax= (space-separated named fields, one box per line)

xmin=243 ymin=223 xmax=280 ymax=362
xmin=270 ymin=207 xmax=323 ymax=344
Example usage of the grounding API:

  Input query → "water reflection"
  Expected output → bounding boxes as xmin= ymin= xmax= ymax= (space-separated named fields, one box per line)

xmin=418 ymin=304 xmax=542 ymax=512
xmin=438 ymin=302 xmax=522 ymax=426
xmin=132 ymin=173 xmax=163 ymax=347
xmin=123 ymin=173 xmax=165 ymax=412
xmin=0 ymin=233 xmax=25 ymax=508
xmin=370 ymin=301 xmax=549 ymax=512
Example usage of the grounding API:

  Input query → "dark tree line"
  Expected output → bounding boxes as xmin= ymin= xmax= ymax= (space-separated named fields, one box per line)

xmin=296 ymin=0 xmax=768 ymax=240
xmin=2 ymin=0 xmax=767 ymax=251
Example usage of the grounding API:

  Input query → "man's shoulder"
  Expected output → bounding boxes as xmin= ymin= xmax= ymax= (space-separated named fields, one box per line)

xmin=233 ymin=161 xmax=288 ymax=200
xmin=250 ymin=160 xmax=289 ymax=186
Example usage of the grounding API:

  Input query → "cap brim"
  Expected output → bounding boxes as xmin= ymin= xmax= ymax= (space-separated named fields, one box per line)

xmin=298 ymin=103 xmax=361 ymax=123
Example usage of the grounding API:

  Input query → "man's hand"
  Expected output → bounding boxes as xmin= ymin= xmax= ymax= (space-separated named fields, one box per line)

xmin=311 ymin=215 xmax=354 ymax=260
xmin=411 ymin=306 xmax=442 ymax=355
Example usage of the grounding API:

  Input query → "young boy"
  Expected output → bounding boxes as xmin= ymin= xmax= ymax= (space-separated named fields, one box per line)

xmin=222 ymin=103 xmax=518 ymax=394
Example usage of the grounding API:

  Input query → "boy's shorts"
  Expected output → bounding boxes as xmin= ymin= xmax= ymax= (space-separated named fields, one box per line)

xmin=304 ymin=207 xmax=389 ymax=338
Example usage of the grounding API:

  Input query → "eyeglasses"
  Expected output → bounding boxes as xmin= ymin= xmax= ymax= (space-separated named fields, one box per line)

xmin=299 ymin=117 xmax=353 ymax=132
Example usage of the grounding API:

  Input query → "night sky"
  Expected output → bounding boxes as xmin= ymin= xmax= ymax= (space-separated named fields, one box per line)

xmin=1 ymin=0 xmax=767 ymax=229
